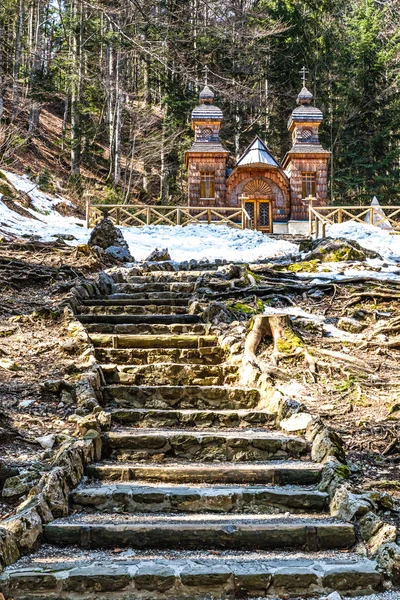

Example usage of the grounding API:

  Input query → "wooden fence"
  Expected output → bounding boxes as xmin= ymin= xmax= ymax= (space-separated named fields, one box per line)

xmin=309 ymin=204 xmax=400 ymax=237
xmin=86 ymin=202 xmax=253 ymax=230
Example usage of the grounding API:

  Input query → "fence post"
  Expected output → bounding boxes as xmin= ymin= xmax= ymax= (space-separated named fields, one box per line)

xmin=207 ymin=209 xmax=211 ymax=224
xmin=177 ymin=208 xmax=181 ymax=226
xmin=116 ymin=207 xmax=120 ymax=225
xmin=338 ymin=208 xmax=342 ymax=224
xmin=147 ymin=207 xmax=151 ymax=225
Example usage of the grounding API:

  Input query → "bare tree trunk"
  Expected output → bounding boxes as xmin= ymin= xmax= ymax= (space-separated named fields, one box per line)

xmin=61 ymin=95 xmax=69 ymax=151
xmin=160 ymin=114 xmax=169 ymax=203
xmin=70 ymin=0 xmax=82 ymax=177
xmin=12 ymin=0 xmax=24 ymax=118
xmin=28 ymin=0 xmax=44 ymax=135
xmin=0 ymin=20 xmax=4 ymax=122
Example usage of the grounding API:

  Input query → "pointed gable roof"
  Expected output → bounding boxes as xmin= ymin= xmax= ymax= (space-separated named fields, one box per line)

xmin=236 ymin=136 xmax=279 ymax=168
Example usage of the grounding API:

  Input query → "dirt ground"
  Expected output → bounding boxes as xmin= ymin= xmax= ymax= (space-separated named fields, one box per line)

xmin=0 ymin=241 xmax=108 ymax=518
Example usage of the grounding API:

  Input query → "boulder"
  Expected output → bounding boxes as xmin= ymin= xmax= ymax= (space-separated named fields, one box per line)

xmin=2 ymin=472 xmax=41 ymax=499
xmin=88 ymin=218 xmax=133 ymax=262
xmin=105 ymin=245 xmax=132 ymax=261
xmin=330 ymin=486 xmax=372 ymax=521
xmin=367 ymin=522 xmax=397 ymax=555
xmin=376 ymin=542 xmax=400 ymax=583
xmin=0 ymin=527 xmax=19 ymax=568
xmin=358 ymin=511 xmax=384 ymax=541
xmin=36 ymin=434 xmax=56 ymax=450
xmin=305 ymin=237 xmax=381 ymax=262
xmin=145 ymin=248 xmax=171 ymax=262
xmin=280 ymin=412 xmax=313 ymax=433
xmin=337 ymin=317 xmax=367 ymax=333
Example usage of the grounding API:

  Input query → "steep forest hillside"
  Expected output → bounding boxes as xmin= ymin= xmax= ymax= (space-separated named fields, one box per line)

xmin=0 ymin=0 xmax=400 ymax=207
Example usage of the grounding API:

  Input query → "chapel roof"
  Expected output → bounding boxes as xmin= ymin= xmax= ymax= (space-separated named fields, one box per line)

xmin=191 ymin=103 xmax=223 ymax=121
xmin=236 ymin=136 xmax=280 ymax=168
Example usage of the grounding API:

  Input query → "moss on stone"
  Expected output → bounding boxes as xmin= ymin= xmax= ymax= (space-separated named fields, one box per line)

xmin=334 ymin=464 xmax=351 ymax=480
xmin=287 ymin=260 xmax=319 ymax=273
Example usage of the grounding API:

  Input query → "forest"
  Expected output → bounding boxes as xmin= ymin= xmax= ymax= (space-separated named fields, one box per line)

xmin=0 ymin=0 xmax=400 ymax=207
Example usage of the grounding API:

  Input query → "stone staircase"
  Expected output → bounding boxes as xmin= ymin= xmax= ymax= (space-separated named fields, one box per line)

xmin=0 ymin=268 xmax=382 ymax=599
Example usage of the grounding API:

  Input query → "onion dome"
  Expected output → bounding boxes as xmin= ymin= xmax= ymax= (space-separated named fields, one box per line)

xmin=199 ymin=85 xmax=215 ymax=104
xmin=297 ymin=86 xmax=313 ymax=105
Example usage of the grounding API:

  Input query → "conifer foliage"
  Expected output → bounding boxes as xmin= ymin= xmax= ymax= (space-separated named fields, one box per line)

xmin=0 ymin=0 xmax=399 ymax=204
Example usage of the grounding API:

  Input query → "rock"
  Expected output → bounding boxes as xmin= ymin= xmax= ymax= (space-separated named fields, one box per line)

xmin=337 ymin=317 xmax=367 ymax=333
xmin=280 ymin=412 xmax=313 ymax=433
xmin=201 ymin=301 xmax=233 ymax=324
xmin=376 ymin=542 xmax=400 ymax=583
xmin=327 ymin=593 xmax=342 ymax=600
xmin=305 ymin=237 xmax=381 ymax=262
xmin=105 ymin=245 xmax=132 ymax=261
xmin=0 ymin=527 xmax=20 ymax=568
xmin=358 ymin=512 xmax=384 ymax=541
xmin=2 ymin=472 xmax=41 ymax=499
xmin=41 ymin=379 xmax=65 ymax=394
xmin=367 ymin=522 xmax=397 ymax=555
xmin=18 ymin=399 xmax=35 ymax=409
xmin=311 ymin=428 xmax=345 ymax=463
xmin=330 ymin=486 xmax=372 ymax=521
xmin=145 ymin=248 xmax=171 ymax=262
xmin=36 ymin=434 xmax=56 ymax=450
xmin=88 ymin=218 xmax=133 ymax=262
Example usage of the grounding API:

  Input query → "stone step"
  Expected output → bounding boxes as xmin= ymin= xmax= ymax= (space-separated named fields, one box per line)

xmin=102 ymin=385 xmax=262 ymax=410
xmin=101 ymin=429 xmax=308 ymax=462
xmin=82 ymin=322 xmax=211 ymax=335
xmin=81 ymin=298 xmax=190 ymax=307
xmin=95 ymin=347 xmax=224 ymax=366
xmin=0 ymin=549 xmax=381 ymax=598
xmin=107 ymin=292 xmax=192 ymax=301
xmin=70 ymin=482 xmax=329 ymax=514
xmin=126 ymin=271 xmax=208 ymax=281
xmin=101 ymin=363 xmax=239 ymax=386
xmin=108 ymin=407 xmax=275 ymax=428
xmin=90 ymin=333 xmax=218 ymax=349
xmin=86 ymin=461 xmax=323 ymax=485
xmin=79 ymin=304 xmax=190 ymax=315
xmin=43 ymin=514 xmax=356 ymax=551
xmin=111 ymin=282 xmax=197 ymax=294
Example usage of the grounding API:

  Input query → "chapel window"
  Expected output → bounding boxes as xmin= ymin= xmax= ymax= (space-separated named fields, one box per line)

xmin=200 ymin=172 xmax=215 ymax=199
xmin=302 ymin=172 xmax=316 ymax=198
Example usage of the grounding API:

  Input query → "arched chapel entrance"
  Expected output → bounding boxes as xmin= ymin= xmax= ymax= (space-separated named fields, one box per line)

xmin=239 ymin=179 xmax=273 ymax=233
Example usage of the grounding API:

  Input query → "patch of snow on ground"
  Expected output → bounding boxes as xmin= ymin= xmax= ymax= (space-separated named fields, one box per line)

xmin=123 ymin=224 xmax=298 ymax=262
xmin=328 ymin=221 xmax=400 ymax=261
xmin=0 ymin=170 xmax=299 ymax=262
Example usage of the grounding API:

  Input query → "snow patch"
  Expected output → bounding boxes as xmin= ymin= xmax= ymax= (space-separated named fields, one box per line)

xmin=328 ymin=221 xmax=400 ymax=262
xmin=0 ymin=170 xmax=299 ymax=262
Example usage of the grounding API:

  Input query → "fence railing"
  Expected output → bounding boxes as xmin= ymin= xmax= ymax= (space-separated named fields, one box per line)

xmin=309 ymin=203 xmax=400 ymax=237
xmin=86 ymin=202 xmax=253 ymax=230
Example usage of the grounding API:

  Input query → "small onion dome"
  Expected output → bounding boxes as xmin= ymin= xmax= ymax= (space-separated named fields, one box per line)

xmin=199 ymin=85 xmax=215 ymax=104
xmin=297 ymin=86 xmax=313 ymax=105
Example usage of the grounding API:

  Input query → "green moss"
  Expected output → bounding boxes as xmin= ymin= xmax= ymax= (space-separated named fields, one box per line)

xmin=255 ymin=298 xmax=265 ymax=311
xmin=287 ymin=260 xmax=319 ymax=273
xmin=276 ymin=327 xmax=303 ymax=354
xmin=231 ymin=302 xmax=254 ymax=315
xmin=0 ymin=171 xmax=7 ymax=181
xmin=334 ymin=464 xmax=351 ymax=480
